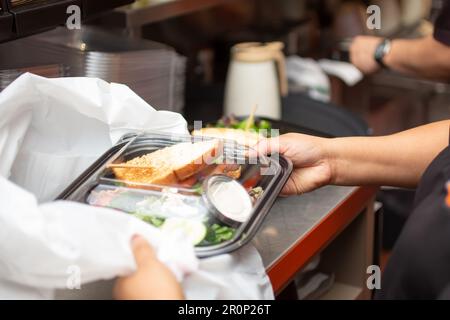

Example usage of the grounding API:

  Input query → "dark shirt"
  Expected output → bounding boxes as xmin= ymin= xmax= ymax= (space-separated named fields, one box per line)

xmin=374 ymin=4 xmax=450 ymax=299
xmin=376 ymin=144 xmax=450 ymax=299
xmin=434 ymin=1 xmax=450 ymax=45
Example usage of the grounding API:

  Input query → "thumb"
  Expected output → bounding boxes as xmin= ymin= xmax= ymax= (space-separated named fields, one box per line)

xmin=131 ymin=235 xmax=156 ymax=269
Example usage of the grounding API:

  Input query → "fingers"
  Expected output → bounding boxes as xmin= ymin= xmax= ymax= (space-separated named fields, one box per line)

xmin=256 ymin=137 xmax=281 ymax=155
xmin=246 ymin=137 xmax=281 ymax=161
xmin=131 ymin=235 xmax=156 ymax=269
xmin=114 ymin=234 xmax=185 ymax=300
xmin=280 ymin=178 xmax=305 ymax=197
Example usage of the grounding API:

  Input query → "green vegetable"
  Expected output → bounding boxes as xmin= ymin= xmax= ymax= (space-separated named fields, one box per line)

xmin=133 ymin=213 xmax=165 ymax=227
xmin=204 ymin=224 xmax=236 ymax=245
xmin=236 ymin=119 xmax=249 ymax=130
xmin=193 ymin=182 xmax=203 ymax=195
xmin=258 ymin=120 xmax=271 ymax=130
xmin=216 ymin=119 xmax=226 ymax=128
xmin=161 ymin=218 xmax=207 ymax=245
xmin=214 ymin=116 xmax=272 ymax=132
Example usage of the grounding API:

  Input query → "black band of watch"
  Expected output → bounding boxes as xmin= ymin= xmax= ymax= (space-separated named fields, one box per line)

xmin=374 ymin=39 xmax=392 ymax=69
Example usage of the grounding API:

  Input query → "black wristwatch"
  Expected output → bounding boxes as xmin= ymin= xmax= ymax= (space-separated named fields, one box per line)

xmin=374 ymin=39 xmax=392 ymax=69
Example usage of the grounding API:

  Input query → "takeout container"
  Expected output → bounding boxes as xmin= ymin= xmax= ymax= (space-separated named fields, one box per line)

xmin=57 ymin=131 xmax=292 ymax=258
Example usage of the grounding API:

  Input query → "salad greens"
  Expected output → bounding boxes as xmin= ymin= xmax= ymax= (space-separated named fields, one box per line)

xmin=214 ymin=115 xmax=272 ymax=133
xmin=133 ymin=213 xmax=165 ymax=228
xmin=203 ymin=224 xmax=236 ymax=245
xmin=89 ymin=183 xmax=239 ymax=247
xmin=133 ymin=213 xmax=236 ymax=246
xmin=192 ymin=182 xmax=204 ymax=195
xmin=161 ymin=218 xmax=207 ymax=245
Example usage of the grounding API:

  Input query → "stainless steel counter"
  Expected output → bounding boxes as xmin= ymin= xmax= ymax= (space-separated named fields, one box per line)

xmin=253 ymin=186 xmax=356 ymax=268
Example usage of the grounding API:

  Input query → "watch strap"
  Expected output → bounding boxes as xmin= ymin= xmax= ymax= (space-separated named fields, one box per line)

xmin=374 ymin=39 xmax=392 ymax=69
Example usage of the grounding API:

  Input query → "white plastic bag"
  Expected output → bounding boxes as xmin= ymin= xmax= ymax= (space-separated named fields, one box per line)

xmin=0 ymin=73 xmax=273 ymax=300
xmin=0 ymin=73 xmax=187 ymax=202
xmin=0 ymin=73 xmax=197 ymax=299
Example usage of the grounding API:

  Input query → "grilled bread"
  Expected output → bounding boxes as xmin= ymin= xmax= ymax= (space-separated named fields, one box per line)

xmin=113 ymin=139 xmax=221 ymax=185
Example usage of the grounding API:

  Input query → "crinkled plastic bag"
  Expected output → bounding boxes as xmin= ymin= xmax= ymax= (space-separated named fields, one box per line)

xmin=0 ymin=73 xmax=188 ymax=202
xmin=0 ymin=73 xmax=197 ymax=299
xmin=0 ymin=73 xmax=274 ymax=300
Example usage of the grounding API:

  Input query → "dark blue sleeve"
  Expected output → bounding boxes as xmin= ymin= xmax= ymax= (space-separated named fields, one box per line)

xmin=438 ymin=284 xmax=450 ymax=300
xmin=434 ymin=2 xmax=450 ymax=46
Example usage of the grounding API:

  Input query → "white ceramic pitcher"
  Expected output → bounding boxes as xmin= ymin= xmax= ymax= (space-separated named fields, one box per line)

xmin=224 ymin=42 xmax=288 ymax=119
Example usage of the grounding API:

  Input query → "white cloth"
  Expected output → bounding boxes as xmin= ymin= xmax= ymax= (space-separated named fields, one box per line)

xmin=317 ymin=59 xmax=363 ymax=87
xmin=184 ymin=245 xmax=273 ymax=300
xmin=0 ymin=73 xmax=273 ymax=300
xmin=286 ymin=56 xmax=364 ymax=103
xmin=286 ymin=56 xmax=331 ymax=102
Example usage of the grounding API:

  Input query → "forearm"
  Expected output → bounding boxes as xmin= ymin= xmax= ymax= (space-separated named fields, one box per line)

xmin=384 ymin=36 xmax=450 ymax=81
xmin=326 ymin=121 xmax=450 ymax=188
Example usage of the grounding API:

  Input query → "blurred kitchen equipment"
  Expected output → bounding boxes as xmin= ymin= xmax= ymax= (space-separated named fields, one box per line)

xmin=333 ymin=2 xmax=371 ymax=40
xmin=0 ymin=64 xmax=69 ymax=91
xmin=280 ymin=0 xmax=307 ymax=23
xmin=0 ymin=26 xmax=186 ymax=112
xmin=1 ymin=0 xmax=133 ymax=42
xmin=282 ymin=93 xmax=370 ymax=137
xmin=400 ymin=0 xmax=432 ymax=27
xmin=224 ymin=42 xmax=288 ymax=120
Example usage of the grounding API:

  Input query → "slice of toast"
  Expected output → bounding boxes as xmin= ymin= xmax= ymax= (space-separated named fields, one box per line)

xmin=171 ymin=139 xmax=221 ymax=181
xmin=112 ymin=139 xmax=221 ymax=186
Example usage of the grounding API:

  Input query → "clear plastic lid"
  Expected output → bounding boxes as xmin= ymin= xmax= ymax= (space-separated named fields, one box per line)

xmin=58 ymin=132 xmax=291 ymax=257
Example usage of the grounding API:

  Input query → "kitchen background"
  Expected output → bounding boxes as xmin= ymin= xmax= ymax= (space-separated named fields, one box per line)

xmin=1 ymin=0 xmax=450 ymax=280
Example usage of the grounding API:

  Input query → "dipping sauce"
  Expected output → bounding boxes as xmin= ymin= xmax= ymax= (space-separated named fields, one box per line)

xmin=205 ymin=176 xmax=253 ymax=225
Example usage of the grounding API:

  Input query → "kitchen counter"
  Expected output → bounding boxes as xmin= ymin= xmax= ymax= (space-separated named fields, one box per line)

xmin=253 ymin=185 xmax=378 ymax=299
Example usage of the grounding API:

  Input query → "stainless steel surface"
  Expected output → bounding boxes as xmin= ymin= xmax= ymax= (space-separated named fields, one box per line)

xmin=252 ymin=186 xmax=356 ymax=269
xmin=0 ymin=64 xmax=68 ymax=91
xmin=0 ymin=26 xmax=186 ymax=112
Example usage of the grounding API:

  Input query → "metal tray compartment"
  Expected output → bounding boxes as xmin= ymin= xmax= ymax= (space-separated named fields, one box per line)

xmin=57 ymin=131 xmax=292 ymax=258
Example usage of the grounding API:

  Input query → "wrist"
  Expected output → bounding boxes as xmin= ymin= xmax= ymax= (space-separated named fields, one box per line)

xmin=320 ymin=138 xmax=340 ymax=186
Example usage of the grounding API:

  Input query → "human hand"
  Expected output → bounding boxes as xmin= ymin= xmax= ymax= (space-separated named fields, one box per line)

xmin=255 ymin=133 xmax=333 ymax=196
xmin=114 ymin=235 xmax=184 ymax=300
xmin=350 ymin=36 xmax=384 ymax=74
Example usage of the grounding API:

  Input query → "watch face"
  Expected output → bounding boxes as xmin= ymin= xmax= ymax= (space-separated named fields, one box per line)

xmin=374 ymin=40 xmax=390 ymax=67
xmin=375 ymin=43 xmax=384 ymax=59
xmin=382 ymin=40 xmax=392 ymax=55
